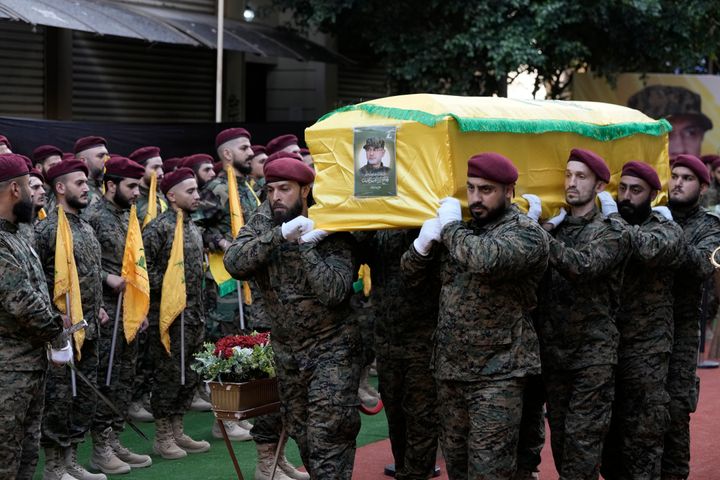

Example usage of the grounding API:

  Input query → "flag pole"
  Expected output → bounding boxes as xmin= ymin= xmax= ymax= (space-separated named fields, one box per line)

xmin=237 ymin=281 xmax=245 ymax=330
xmin=105 ymin=291 xmax=123 ymax=387
xmin=65 ymin=292 xmax=77 ymax=397
xmin=180 ymin=310 xmax=186 ymax=386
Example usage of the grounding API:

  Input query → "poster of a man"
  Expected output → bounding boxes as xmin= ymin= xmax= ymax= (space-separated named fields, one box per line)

xmin=354 ymin=126 xmax=397 ymax=197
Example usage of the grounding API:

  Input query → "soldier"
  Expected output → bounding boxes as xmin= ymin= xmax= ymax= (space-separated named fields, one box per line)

xmin=249 ymin=145 xmax=268 ymax=197
xmin=224 ymin=154 xmax=361 ymax=479
xmin=74 ymin=137 xmax=109 ymax=210
xmin=142 ymin=168 xmax=210 ymax=460
xmin=592 ymin=162 xmax=683 ymax=479
xmin=32 ymin=145 xmax=63 ymax=213
xmin=17 ymin=167 xmax=47 ymax=247
xmin=163 ymin=157 xmax=182 ymax=173
xmin=0 ymin=154 xmax=67 ymax=480
xmin=84 ymin=157 xmax=153 ymax=474
xmin=35 ymin=160 xmax=109 ymax=480
xmin=531 ymin=149 xmax=631 ymax=480
xmin=662 ymin=154 xmax=720 ymax=480
xmin=128 ymin=146 xmax=167 ymax=224
xmin=266 ymin=134 xmax=301 ymax=156
xmin=401 ymin=153 xmax=549 ymax=479
xmin=0 ymin=135 xmax=12 ymax=153
xmin=358 ymin=138 xmax=391 ymax=176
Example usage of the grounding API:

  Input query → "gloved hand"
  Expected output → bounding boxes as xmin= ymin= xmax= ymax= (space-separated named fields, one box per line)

xmin=543 ymin=208 xmax=567 ymax=230
xmin=413 ymin=218 xmax=442 ymax=256
xmin=598 ymin=191 xmax=618 ymax=216
xmin=653 ymin=206 xmax=673 ymax=221
xmin=281 ymin=216 xmax=314 ymax=242
xmin=299 ymin=229 xmax=329 ymax=246
xmin=522 ymin=194 xmax=542 ymax=222
xmin=49 ymin=339 xmax=72 ymax=365
xmin=437 ymin=197 xmax=462 ymax=227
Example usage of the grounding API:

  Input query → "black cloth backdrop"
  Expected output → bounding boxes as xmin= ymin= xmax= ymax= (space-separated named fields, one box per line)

xmin=0 ymin=117 xmax=311 ymax=160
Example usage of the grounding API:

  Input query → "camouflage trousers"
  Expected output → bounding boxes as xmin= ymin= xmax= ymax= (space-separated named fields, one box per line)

xmin=662 ymin=334 xmax=700 ymax=478
xmin=131 ymin=329 xmax=153 ymax=406
xmin=276 ymin=348 xmax=362 ymax=479
xmin=149 ymin=321 xmax=205 ymax=419
xmin=436 ymin=376 xmax=525 ymax=480
xmin=250 ymin=413 xmax=283 ymax=445
xmin=41 ymin=339 xmax=99 ymax=448
xmin=544 ymin=364 xmax=615 ymax=480
xmin=516 ymin=374 xmax=546 ymax=474
xmin=0 ymin=370 xmax=45 ymax=480
xmin=92 ymin=298 xmax=139 ymax=433
xmin=376 ymin=347 xmax=438 ymax=480
xmin=601 ymin=353 xmax=670 ymax=480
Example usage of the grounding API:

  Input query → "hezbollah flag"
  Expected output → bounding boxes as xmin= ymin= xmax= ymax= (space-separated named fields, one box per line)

xmin=121 ymin=205 xmax=150 ymax=343
xmin=159 ymin=210 xmax=186 ymax=354
xmin=53 ymin=206 xmax=84 ymax=357
xmin=142 ymin=171 xmax=159 ymax=228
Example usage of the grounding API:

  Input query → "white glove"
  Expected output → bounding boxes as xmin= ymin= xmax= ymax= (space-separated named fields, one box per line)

xmin=522 ymin=194 xmax=542 ymax=222
xmin=653 ymin=206 xmax=673 ymax=221
xmin=299 ymin=229 xmax=329 ymax=245
xmin=281 ymin=216 xmax=314 ymax=242
xmin=437 ymin=197 xmax=462 ymax=227
xmin=597 ymin=191 xmax=618 ymax=216
xmin=50 ymin=340 xmax=72 ymax=364
xmin=544 ymin=208 xmax=567 ymax=229
xmin=413 ymin=218 xmax=442 ymax=256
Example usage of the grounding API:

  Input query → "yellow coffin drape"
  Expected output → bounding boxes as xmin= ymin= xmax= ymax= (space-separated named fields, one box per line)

xmin=305 ymin=94 xmax=671 ymax=231
xmin=121 ymin=205 xmax=150 ymax=343
xmin=142 ymin=171 xmax=159 ymax=228
xmin=159 ymin=210 xmax=186 ymax=354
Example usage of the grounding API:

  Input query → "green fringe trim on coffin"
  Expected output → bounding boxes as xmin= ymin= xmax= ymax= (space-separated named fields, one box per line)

xmin=316 ymin=104 xmax=672 ymax=141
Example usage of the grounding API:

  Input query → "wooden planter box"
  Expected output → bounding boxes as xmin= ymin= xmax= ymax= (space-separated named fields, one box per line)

xmin=208 ymin=377 xmax=279 ymax=412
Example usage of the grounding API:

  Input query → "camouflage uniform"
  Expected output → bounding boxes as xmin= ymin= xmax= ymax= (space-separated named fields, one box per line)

xmin=662 ymin=205 xmax=720 ymax=478
xmin=536 ymin=207 xmax=631 ymax=480
xmin=135 ymin=183 xmax=167 ymax=225
xmin=401 ymin=206 xmax=549 ymax=480
xmin=224 ymin=202 xmax=361 ymax=480
xmin=35 ymin=208 xmax=104 ymax=449
xmin=600 ymin=211 xmax=683 ymax=480
xmin=143 ymin=208 xmax=206 ymax=418
xmin=0 ymin=218 xmax=64 ymax=479
xmin=84 ymin=197 xmax=139 ymax=434
xmin=17 ymin=222 xmax=36 ymax=248
xmin=85 ymin=178 xmax=104 ymax=213
xmin=358 ymin=229 xmax=440 ymax=480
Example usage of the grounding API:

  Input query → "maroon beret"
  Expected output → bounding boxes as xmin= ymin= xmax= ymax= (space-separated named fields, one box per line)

xmin=0 ymin=154 xmax=29 ymax=182
xmin=621 ymin=161 xmax=662 ymax=191
xmin=74 ymin=136 xmax=107 ymax=154
xmin=46 ymin=159 xmax=88 ymax=183
xmin=160 ymin=167 xmax=195 ymax=195
xmin=467 ymin=152 xmax=518 ymax=184
xmin=0 ymin=135 xmax=11 ymax=150
xmin=264 ymin=154 xmax=315 ymax=185
xmin=251 ymin=145 xmax=267 ymax=157
xmin=701 ymin=154 xmax=719 ymax=165
xmin=182 ymin=153 xmax=215 ymax=170
xmin=265 ymin=151 xmax=303 ymax=164
xmin=128 ymin=146 xmax=161 ymax=165
xmin=710 ymin=156 xmax=720 ymax=172
xmin=62 ymin=152 xmax=76 ymax=161
xmin=18 ymin=154 xmax=32 ymax=171
xmin=105 ymin=156 xmax=145 ymax=180
xmin=32 ymin=145 xmax=63 ymax=163
xmin=213 ymin=161 xmax=224 ymax=175
xmin=29 ymin=168 xmax=44 ymax=183
xmin=568 ymin=148 xmax=611 ymax=183
xmin=266 ymin=134 xmax=299 ymax=155
xmin=163 ymin=157 xmax=182 ymax=173
xmin=299 ymin=147 xmax=311 ymax=156
xmin=672 ymin=154 xmax=711 ymax=185
xmin=215 ymin=128 xmax=251 ymax=149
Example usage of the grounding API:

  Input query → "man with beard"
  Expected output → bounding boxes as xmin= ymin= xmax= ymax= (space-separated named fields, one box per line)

xmin=529 ymin=149 xmax=631 ymax=480
xmin=17 ymin=167 xmax=48 ymax=246
xmin=0 ymin=154 xmax=68 ymax=479
xmin=128 ymin=146 xmax=167 ymax=225
xmin=662 ymin=154 xmax=720 ymax=480
xmin=84 ymin=157 xmax=153 ymax=475
xmin=594 ymin=162 xmax=684 ymax=479
xmin=32 ymin=145 xmax=63 ymax=213
xmin=35 ymin=160 xmax=110 ymax=480
xmin=74 ymin=137 xmax=109 ymax=211
xmin=224 ymin=154 xmax=361 ymax=479
xmin=249 ymin=145 xmax=268 ymax=198
xmin=401 ymin=153 xmax=549 ymax=479
xmin=142 ymin=168 xmax=210 ymax=460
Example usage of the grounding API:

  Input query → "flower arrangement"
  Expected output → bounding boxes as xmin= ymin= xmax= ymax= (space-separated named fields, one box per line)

xmin=191 ymin=332 xmax=275 ymax=383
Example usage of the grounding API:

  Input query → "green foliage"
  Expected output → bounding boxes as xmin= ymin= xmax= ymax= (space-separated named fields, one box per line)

xmin=191 ymin=341 xmax=276 ymax=383
xmin=273 ymin=0 xmax=720 ymax=97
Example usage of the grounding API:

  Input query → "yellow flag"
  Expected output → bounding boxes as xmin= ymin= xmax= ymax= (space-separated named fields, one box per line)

xmin=53 ymin=206 xmax=84 ymax=357
xmin=121 ymin=205 xmax=150 ymax=343
xmin=142 ymin=171 xmax=158 ymax=228
xmin=37 ymin=207 xmax=47 ymax=220
xmin=159 ymin=210 xmax=186 ymax=354
xmin=226 ymin=166 xmax=252 ymax=304
xmin=358 ymin=264 xmax=372 ymax=297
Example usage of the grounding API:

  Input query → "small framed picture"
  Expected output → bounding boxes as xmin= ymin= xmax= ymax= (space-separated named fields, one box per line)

xmin=354 ymin=126 xmax=397 ymax=197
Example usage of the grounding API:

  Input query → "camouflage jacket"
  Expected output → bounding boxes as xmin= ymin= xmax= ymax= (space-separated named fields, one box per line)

xmin=536 ymin=207 xmax=631 ymax=370
xmin=35 ymin=208 xmax=104 ymax=340
xmin=84 ymin=178 xmax=104 ymax=214
xmin=224 ymin=202 xmax=359 ymax=368
xmin=670 ymin=205 xmax=720 ymax=341
xmin=0 ymin=219 xmax=63 ymax=371
xmin=143 ymin=208 xmax=205 ymax=326
xmin=357 ymin=229 xmax=440 ymax=353
xmin=135 ymin=183 xmax=167 ymax=226
xmin=701 ymin=183 xmax=720 ymax=209
xmin=201 ymin=171 xmax=261 ymax=248
xmin=614 ymin=211 xmax=684 ymax=357
xmin=45 ymin=188 xmax=57 ymax=214
xmin=401 ymin=206 xmax=548 ymax=382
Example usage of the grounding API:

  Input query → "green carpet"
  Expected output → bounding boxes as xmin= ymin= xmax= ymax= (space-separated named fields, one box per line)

xmin=33 ymin=377 xmax=388 ymax=479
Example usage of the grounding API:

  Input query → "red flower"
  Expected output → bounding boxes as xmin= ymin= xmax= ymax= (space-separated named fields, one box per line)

xmin=213 ymin=332 xmax=271 ymax=358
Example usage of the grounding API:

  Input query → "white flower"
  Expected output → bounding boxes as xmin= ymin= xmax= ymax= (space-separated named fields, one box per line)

xmin=232 ymin=346 xmax=254 ymax=357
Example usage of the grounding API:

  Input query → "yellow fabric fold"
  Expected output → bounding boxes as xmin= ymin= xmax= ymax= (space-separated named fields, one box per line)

xmin=53 ymin=206 xmax=84 ymax=358
xmin=121 ymin=205 xmax=150 ymax=343
xmin=159 ymin=210 xmax=186 ymax=354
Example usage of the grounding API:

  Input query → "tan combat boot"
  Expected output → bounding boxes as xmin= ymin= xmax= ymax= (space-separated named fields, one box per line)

xmin=212 ymin=420 xmax=253 ymax=441
xmin=153 ymin=417 xmax=187 ymax=460
xmin=64 ymin=444 xmax=107 ymax=480
xmin=108 ymin=429 xmax=152 ymax=468
xmin=276 ymin=436 xmax=310 ymax=480
xmin=358 ymin=366 xmax=380 ymax=407
xmin=127 ymin=401 xmax=154 ymax=422
xmin=43 ymin=446 xmax=79 ymax=480
xmin=254 ymin=443 xmax=294 ymax=480
xmin=171 ymin=415 xmax=210 ymax=453
xmin=89 ymin=428 xmax=131 ymax=475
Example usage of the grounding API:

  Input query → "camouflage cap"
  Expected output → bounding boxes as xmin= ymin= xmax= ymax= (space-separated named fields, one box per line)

xmin=363 ymin=137 xmax=385 ymax=149
xmin=627 ymin=85 xmax=712 ymax=131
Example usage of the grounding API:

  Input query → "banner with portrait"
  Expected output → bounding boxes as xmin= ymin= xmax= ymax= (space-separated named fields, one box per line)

xmin=353 ymin=126 xmax=397 ymax=197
